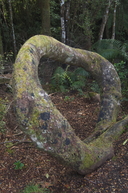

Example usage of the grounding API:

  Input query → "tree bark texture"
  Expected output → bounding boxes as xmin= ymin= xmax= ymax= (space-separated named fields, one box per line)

xmin=0 ymin=34 xmax=3 ymax=55
xmin=0 ymin=6 xmax=4 ymax=73
xmin=111 ymin=1 xmax=118 ymax=39
xmin=8 ymin=0 xmax=17 ymax=56
xmin=37 ymin=0 xmax=51 ymax=36
xmin=0 ymin=8 xmax=3 ymax=55
xmin=99 ymin=0 xmax=113 ymax=40
xmin=60 ymin=0 xmax=70 ymax=44
xmin=13 ymin=35 xmax=128 ymax=175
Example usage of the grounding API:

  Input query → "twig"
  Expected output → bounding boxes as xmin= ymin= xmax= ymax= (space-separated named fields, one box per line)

xmin=0 ymin=139 xmax=32 ymax=145
xmin=14 ymin=131 xmax=24 ymax=136
xmin=84 ymin=176 xmax=97 ymax=184
xmin=49 ymin=92 xmax=58 ymax=96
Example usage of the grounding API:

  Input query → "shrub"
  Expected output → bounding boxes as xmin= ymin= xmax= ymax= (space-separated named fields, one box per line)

xmin=51 ymin=66 xmax=90 ymax=93
xmin=90 ymin=80 xmax=100 ymax=93
xmin=0 ymin=98 xmax=8 ymax=132
xmin=14 ymin=160 xmax=24 ymax=170
xmin=114 ymin=61 xmax=128 ymax=100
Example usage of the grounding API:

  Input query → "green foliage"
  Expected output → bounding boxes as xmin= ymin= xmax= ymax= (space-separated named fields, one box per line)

xmin=1 ymin=0 xmax=128 ymax=55
xmin=69 ymin=0 xmax=106 ymax=48
xmin=4 ymin=51 xmax=14 ymax=62
xmin=123 ymin=139 xmax=128 ymax=145
xmin=64 ymin=96 xmax=74 ymax=102
xmin=89 ymin=80 xmax=100 ymax=93
xmin=0 ymin=54 xmax=4 ymax=73
xmin=0 ymin=98 xmax=8 ymax=132
xmin=14 ymin=160 xmax=24 ymax=170
xmin=0 ymin=0 xmax=41 ymax=53
xmin=5 ymin=141 xmax=13 ymax=148
xmin=4 ymin=140 xmax=14 ymax=154
xmin=114 ymin=61 xmax=128 ymax=99
xmin=115 ymin=0 xmax=128 ymax=41
xmin=21 ymin=184 xmax=51 ymax=193
xmin=50 ymin=1 xmax=61 ymax=39
xmin=51 ymin=66 xmax=72 ymax=92
xmin=92 ymin=39 xmax=128 ymax=62
xmin=51 ymin=66 xmax=90 ymax=93
xmin=0 ymin=51 xmax=13 ymax=73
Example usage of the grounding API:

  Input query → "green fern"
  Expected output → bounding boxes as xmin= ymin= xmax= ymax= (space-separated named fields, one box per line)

xmin=51 ymin=66 xmax=72 ymax=92
xmin=51 ymin=66 xmax=90 ymax=93
xmin=74 ymin=67 xmax=90 ymax=78
xmin=92 ymin=39 xmax=128 ymax=61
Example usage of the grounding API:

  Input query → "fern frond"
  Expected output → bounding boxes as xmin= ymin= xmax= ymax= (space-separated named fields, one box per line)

xmin=53 ymin=66 xmax=64 ymax=75
xmin=92 ymin=39 xmax=128 ymax=61
xmin=74 ymin=67 xmax=90 ymax=78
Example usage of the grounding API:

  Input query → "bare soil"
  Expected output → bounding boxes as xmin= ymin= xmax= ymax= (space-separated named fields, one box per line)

xmin=0 ymin=85 xmax=128 ymax=193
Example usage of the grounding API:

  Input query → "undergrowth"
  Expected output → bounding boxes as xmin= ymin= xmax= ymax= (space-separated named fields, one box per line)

xmin=50 ymin=66 xmax=90 ymax=93
xmin=0 ymin=97 xmax=9 ymax=133
xmin=21 ymin=184 xmax=51 ymax=193
xmin=114 ymin=61 xmax=128 ymax=101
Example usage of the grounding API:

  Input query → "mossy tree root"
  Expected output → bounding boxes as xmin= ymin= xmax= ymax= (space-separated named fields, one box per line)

xmin=13 ymin=35 xmax=127 ymax=175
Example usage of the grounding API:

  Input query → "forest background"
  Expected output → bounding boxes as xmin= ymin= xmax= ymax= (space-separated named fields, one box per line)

xmin=0 ymin=0 xmax=128 ymax=64
xmin=1 ymin=0 xmax=128 ymax=51
xmin=0 ymin=0 xmax=128 ymax=96
xmin=1 ymin=0 xmax=128 ymax=98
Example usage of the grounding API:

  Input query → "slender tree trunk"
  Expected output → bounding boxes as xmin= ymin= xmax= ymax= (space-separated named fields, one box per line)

xmin=37 ymin=0 xmax=51 ymax=36
xmin=65 ymin=0 xmax=70 ymax=44
xmin=0 ymin=33 xmax=3 ymax=55
xmin=60 ymin=0 xmax=66 ymax=44
xmin=13 ymin=35 xmax=128 ymax=175
xmin=60 ymin=0 xmax=70 ymax=44
xmin=99 ymin=0 xmax=113 ymax=40
xmin=111 ymin=1 xmax=118 ymax=39
xmin=8 ymin=0 xmax=17 ymax=57
xmin=0 ymin=33 xmax=4 ymax=74
xmin=0 ymin=10 xmax=3 ymax=55
xmin=0 ymin=2 xmax=4 ymax=73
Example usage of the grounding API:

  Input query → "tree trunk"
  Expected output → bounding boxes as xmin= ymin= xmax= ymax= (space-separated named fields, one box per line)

xmin=8 ymin=0 xmax=17 ymax=57
xmin=99 ymin=0 xmax=113 ymax=40
xmin=0 ymin=33 xmax=3 ymax=55
xmin=37 ymin=0 xmax=51 ymax=36
xmin=60 ymin=0 xmax=66 ymax=44
xmin=0 ymin=33 xmax=4 ymax=74
xmin=60 ymin=0 xmax=70 ymax=44
xmin=0 ymin=7 xmax=4 ymax=73
xmin=13 ymin=35 xmax=128 ymax=175
xmin=111 ymin=1 xmax=118 ymax=39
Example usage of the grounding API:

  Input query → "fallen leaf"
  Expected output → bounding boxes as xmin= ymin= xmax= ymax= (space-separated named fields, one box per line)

xmin=44 ymin=182 xmax=53 ymax=188
xmin=45 ymin=173 xmax=49 ymax=179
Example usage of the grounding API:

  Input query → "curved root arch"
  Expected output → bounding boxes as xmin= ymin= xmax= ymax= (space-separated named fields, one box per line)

xmin=13 ymin=35 xmax=128 ymax=174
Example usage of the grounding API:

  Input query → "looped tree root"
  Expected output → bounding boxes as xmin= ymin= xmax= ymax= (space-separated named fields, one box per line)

xmin=13 ymin=35 xmax=128 ymax=175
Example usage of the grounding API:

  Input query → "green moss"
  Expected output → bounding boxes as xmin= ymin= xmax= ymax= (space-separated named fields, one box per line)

xmin=112 ymin=155 xmax=118 ymax=161
xmin=29 ymin=108 xmax=40 ymax=128
xmin=80 ymin=152 xmax=94 ymax=170
xmin=113 ymin=128 xmax=125 ymax=141
xmin=92 ymin=135 xmax=112 ymax=149
xmin=80 ymin=136 xmax=112 ymax=172
xmin=16 ymin=108 xmax=27 ymax=123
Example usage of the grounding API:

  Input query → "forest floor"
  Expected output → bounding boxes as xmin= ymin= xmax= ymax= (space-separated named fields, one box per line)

xmin=0 ymin=84 xmax=128 ymax=193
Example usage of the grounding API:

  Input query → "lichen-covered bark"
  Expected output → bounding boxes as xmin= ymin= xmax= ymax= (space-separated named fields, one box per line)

xmin=13 ymin=35 xmax=128 ymax=175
